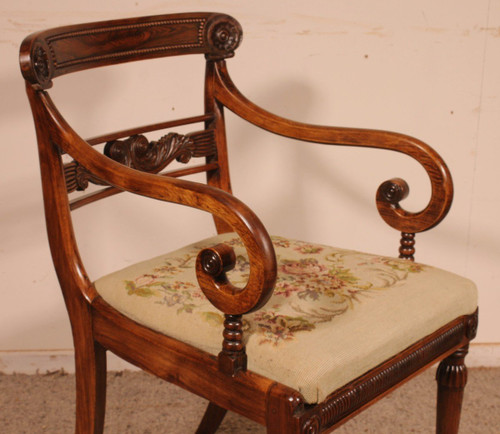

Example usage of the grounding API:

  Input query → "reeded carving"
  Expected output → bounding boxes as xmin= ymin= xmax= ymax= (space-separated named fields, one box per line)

xmin=436 ymin=345 xmax=469 ymax=388
xmin=64 ymin=161 xmax=107 ymax=193
xmin=315 ymin=321 xmax=466 ymax=430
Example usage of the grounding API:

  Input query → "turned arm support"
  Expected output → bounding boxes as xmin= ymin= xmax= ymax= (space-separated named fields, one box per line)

xmin=30 ymin=87 xmax=277 ymax=316
xmin=212 ymin=61 xmax=453 ymax=234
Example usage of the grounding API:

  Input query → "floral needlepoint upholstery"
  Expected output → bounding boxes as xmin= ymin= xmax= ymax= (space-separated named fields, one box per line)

xmin=94 ymin=233 xmax=477 ymax=403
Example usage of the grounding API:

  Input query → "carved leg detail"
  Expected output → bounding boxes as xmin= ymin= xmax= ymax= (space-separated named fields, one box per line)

xmin=74 ymin=340 xmax=107 ymax=434
xmin=195 ymin=402 xmax=227 ymax=434
xmin=436 ymin=345 xmax=469 ymax=434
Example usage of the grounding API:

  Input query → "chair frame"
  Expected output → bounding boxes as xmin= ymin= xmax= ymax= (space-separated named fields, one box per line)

xmin=20 ymin=12 xmax=477 ymax=433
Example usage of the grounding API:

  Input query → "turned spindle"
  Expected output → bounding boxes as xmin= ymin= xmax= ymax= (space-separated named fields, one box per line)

xmin=218 ymin=314 xmax=247 ymax=375
xmin=399 ymin=232 xmax=416 ymax=261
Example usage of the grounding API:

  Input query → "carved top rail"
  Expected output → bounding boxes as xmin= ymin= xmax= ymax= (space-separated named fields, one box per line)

xmin=20 ymin=12 xmax=242 ymax=89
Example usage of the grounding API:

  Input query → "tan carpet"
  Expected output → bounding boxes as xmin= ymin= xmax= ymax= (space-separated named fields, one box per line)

xmin=1 ymin=368 xmax=498 ymax=433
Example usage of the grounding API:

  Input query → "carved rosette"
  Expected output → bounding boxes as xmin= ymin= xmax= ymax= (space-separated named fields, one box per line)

xmin=201 ymin=250 xmax=224 ymax=276
xmin=206 ymin=16 xmax=242 ymax=59
xmin=31 ymin=41 xmax=54 ymax=88
xmin=211 ymin=22 xmax=240 ymax=52
xmin=104 ymin=133 xmax=195 ymax=173
xmin=466 ymin=310 xmax=478 ymax=340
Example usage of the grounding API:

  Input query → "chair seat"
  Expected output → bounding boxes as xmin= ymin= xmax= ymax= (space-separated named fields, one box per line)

xmin=94 ymin=233 xmax=477 ymax=404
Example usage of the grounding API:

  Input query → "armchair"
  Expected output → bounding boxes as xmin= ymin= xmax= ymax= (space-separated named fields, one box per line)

xmin=20 ymin=12 xmax=477 ymax=433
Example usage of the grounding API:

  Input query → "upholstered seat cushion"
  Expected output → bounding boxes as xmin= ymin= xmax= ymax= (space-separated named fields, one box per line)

xmin=94 ymin=233 xmax=477 ymax=403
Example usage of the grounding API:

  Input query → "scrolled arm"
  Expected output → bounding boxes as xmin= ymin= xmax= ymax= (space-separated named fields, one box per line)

xmin=31 ymin=87 xmax=277 ymax=315
xmin=212 ymin=61 xmax=453 ymax=233
xmin=196 ymin=243 xmax=250 ymax=312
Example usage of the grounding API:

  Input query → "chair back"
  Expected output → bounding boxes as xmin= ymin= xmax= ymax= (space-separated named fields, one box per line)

xmin=20 ymin=13 xmax=274 ymax=311
xmin=20 ymin=12 xmax=242 ymax=223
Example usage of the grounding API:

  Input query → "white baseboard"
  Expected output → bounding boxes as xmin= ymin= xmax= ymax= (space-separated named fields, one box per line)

xmin=465 ymin=343 xmax=500 ymax=367
xmin=0 ymin=350 xmax=139 ymax=374
xmin=1 ymin=343 xmax=498 ymax=375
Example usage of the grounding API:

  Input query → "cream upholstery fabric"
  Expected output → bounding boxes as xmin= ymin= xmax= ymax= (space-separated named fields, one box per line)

xmin=94 ymin=233 xmax=477 ymax=403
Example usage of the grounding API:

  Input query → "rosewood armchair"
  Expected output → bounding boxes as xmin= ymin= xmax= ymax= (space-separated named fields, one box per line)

xmin=20 ymin=12 xmax=478 ymax=433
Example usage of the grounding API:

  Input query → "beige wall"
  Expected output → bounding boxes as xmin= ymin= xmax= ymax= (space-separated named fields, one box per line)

xmin=2 ymin=1 xmax=499 ymax=362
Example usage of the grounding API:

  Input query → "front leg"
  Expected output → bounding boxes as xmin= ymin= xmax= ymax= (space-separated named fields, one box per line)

xmin=435 ymin=345 xmax=469 ymax=434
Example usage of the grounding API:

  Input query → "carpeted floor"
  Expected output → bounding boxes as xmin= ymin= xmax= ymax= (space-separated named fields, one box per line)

xmin=1 ymin=368 xmax=498 ymax=433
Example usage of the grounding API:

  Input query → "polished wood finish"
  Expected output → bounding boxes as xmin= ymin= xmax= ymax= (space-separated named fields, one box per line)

xmin=195 ymin=402 xmax=227 ymax=434
xmin=20 ymin=13 xmax=242 ymax=89
xmin=399 ymin=232 xmax=416 ymax=261
xmin=68 ymin=163 xmax=219 ymax=210
xmin=21 ymin=12 xmax=475 ymax=434
xmin=436 ymin=345 xmax=470 ymax=434
xmin=212 ymin=61 xmax=454 ymax=236
xmin=86 ymin=114 xmax=214 ymax=146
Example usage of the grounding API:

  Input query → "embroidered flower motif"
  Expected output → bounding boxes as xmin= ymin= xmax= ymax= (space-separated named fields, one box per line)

xmin=122 ymin=236 xmax=425 ymax=345
xmin=279 ymin=258 xmax=327 ymax=275
xmin=251 ymin=311 xmax=316 ymax=345
xmin=293 ymin=244 xmax=324 ymax=254
xmin=271 ymin=237 xmax=291 ymax=248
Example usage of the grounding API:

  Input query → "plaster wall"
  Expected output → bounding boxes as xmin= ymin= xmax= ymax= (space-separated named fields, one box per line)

xmin=1 ymin=1 xmax=498 ymax=364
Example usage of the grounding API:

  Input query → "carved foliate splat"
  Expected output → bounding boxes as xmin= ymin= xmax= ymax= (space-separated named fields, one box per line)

xmin=104 ymin=133 xmax=194 ymax=173
xmin=104 ymin=130 xmax=216 ymax=173
xmin=63 ymin=129 xmax=216 ymax=193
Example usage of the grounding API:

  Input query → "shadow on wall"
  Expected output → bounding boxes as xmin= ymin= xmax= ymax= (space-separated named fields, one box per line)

xmin=225 ymin=78 xmax=425 ymax=243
